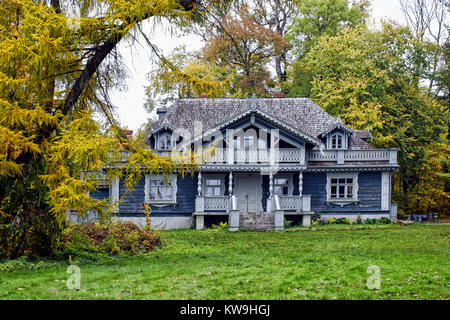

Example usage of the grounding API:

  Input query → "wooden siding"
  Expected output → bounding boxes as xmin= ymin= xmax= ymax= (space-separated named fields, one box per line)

xmin=90 ymin=188 xmax=109 ymax=201
xmin=117 ymin=174 xmax=197 ymax=214
xmin=303 ymin=172 xmax=382 ymax=213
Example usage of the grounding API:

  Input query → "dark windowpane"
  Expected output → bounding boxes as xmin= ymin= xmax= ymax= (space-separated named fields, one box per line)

xmin=331 ymin=179 xmax=338 ymax=184
xmin=339 ymin=179 xmax=346 ymax=184
xmin=339 ymin=186 xmax=345 ymax=197
xmin=331 ymin=186 xmax=337 ymax=198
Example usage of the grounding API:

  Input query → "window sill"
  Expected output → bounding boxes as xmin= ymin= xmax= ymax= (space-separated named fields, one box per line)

xmin=326 ymin=199 xmax=359 ymax=207
xmin=145 ymin=201 xmax=177 ymax=208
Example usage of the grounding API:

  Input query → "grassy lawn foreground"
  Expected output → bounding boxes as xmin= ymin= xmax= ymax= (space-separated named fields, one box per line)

xmin=0 ymin=224 xmax=449 ymax=300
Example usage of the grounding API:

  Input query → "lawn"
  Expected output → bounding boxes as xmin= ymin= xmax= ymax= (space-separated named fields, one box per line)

xmin=0 ymin=224 xmax=448 ymax=300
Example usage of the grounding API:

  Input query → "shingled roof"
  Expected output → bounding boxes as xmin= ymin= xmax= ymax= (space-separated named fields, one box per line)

xmin=149 ymin=98 xmax=372 ymax=149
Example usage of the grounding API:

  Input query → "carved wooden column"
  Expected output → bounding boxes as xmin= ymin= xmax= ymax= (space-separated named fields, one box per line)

xmin=299 ymin=172 xmax=303 ymax=197
xmin=111 ymin=176 xmax=120 ymax=213
xmin=195 ymin=171 xmax=204 ymax=215
xmin=228 ymin=171 xmax=233 ymax=195
xmin=197 ymin=171 xmax=202 ymax=196
xmin=267 ymin=171 xmax=274 ymax=212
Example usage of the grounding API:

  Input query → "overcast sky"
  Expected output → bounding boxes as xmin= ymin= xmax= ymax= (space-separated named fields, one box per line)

xmin=110 ymin=0 xmax=406 ymax=132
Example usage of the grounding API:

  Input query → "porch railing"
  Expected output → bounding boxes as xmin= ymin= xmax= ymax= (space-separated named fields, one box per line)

xmin=307 ymin=149 xmax=397 ymax=165
xmin=196 ymin=195 xmax=231 ymax=213
xmin=279 ymin=195 xmax=311 ymax=212
xmin=202 ymin=148 xmax=305 ymax=164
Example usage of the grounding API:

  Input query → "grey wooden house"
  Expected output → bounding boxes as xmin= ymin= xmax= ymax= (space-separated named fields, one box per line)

xmin=91 ymin=97 xmax=398 ymax=230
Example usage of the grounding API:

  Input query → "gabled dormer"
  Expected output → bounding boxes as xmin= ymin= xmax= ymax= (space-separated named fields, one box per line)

xmin=320 ymin=117 xmax=354 ymax=150
xmin=148 ymin=113 xmax=176 ymax=151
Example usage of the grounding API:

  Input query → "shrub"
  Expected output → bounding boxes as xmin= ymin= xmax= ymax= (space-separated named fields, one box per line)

xmin=364 ymin=218 xmax=378 ymax=225
xmin=327 ymin=218 xmax=337 ymax=225
xmin=284 ymin=218 xmax=293 ymax=229
xmin=0 ymin=211 xmax=63 ymax=259
xmin=335 ymin=217 xmax=351 ymax=225
xmin=211 ymin=222 xmax=229 ymax=230
xmin=377 ymin=217 xmax=392 ymax=224
xmin=0 ymin=256 xmax=57 ymax=272
xmin=61 ymin=221 xmax=161 ymax=257
xmin=355 ymin=214 xmax=363 ymax=225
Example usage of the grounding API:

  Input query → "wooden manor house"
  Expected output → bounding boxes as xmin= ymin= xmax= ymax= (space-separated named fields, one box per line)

xmin=87 ymin=97 xmax=399 ymax=231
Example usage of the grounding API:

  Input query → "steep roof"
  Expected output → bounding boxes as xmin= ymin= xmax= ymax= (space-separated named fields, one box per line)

xmin=149 ymin=98 xmax=372 ymax=149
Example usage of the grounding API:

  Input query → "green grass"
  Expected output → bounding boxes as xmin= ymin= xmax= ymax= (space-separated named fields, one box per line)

xmin=0 ymin=224 xmax=448 ymax=300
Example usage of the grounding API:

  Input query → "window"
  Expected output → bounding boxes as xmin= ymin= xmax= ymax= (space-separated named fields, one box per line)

xmin=326 ymin=173 xmax=358 ymax=205
xmin=330 ymin=178 xmax=353 ymax=199
xmin=330 ymin=133 xmax=345 ymax=149
xmin=274 ymin=178 xmax=289 ymax=196
xmin=244 ymin=135 xmax=256 ymax=150
xmin=145 ymin=175 xmax=177 ymax=204
xmin=159 ymin=133 xmax=172 ymax=150
xmin=205 ymin=178 xmax=222 ymax=196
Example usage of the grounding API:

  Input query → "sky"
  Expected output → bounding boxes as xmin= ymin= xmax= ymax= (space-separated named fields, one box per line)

xmin=110 ymin=0 xmax=406 ymax=133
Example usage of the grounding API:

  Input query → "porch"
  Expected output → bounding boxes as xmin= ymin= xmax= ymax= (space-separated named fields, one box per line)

xmin=193 ymin=171 xmax=313 ymax=231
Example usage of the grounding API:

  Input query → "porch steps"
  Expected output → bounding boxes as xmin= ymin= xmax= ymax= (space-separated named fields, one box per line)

xmin=239 ymin=212 xmax=276 ymax=231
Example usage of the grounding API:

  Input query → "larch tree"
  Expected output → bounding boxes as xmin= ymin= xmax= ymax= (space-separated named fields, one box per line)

xmin=0 ymin=0 xmax=216 ymax=225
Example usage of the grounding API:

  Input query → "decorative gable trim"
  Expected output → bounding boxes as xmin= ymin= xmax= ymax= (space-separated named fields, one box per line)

xmin=320 ymin=117 xmax=354 ymax=138
xmin=193 ymin=109 xmax=323 ymax=147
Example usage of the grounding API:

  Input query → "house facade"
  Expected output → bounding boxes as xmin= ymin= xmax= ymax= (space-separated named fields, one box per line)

xmin=89 ymin=97 xmax=398 ymax=230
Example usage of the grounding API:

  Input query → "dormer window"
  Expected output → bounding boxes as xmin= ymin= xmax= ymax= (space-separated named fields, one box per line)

xmin=159 ymin=133 xmax=172 ymax=150
xmin=330 ymin=133 xmax=345 ymax=149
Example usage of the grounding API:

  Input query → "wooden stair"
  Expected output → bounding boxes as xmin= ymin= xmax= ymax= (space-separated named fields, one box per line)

xmin=239 ymin=212 xmax=275 ymax=231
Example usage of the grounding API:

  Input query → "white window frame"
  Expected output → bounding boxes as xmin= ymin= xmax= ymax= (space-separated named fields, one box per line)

xmin=328 ymin=132 xmax=347 ymax=150
xmin=144 ymin=174 xmax=177 ymax=205
xmin=326 ymin=172 xmax=359 ymax=206
xmin=202 ymin=174 xmax=226 ymax=197
xmin=158 ymin=132 xmax=173 ymax=151
xmin=273 ymin=173 xmax=293 ymax=196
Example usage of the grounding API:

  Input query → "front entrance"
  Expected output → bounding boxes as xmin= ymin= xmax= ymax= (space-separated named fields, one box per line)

xmin=234 ymin=173 xmax=261 ymax=212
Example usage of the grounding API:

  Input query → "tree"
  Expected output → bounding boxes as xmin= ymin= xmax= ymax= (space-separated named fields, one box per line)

xmin=0 ymin=0 xmax=201 ymax=226
xmin=144 ymin=46 xmax=233 ymax=112
xmin=284 ymin=0 xmax=368 ymax=96
xmin=202 ymin=5 xmax=290 ymax=96
xmin=301 ymin=24 xmax=449 ymax=216
xmin=252 ymin=0 xmax=298 ymax=82
xmin=286 ymin=0 xmax=369 ymax=58
xmin=400 ymin=0 xmax=449 ymax=94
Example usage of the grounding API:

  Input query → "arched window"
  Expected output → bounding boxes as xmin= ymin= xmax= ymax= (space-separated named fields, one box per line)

xmin=330 ymin=133 xmax=344 ymax=149
xmin=159 ymin=133 xmax=172 ymax=150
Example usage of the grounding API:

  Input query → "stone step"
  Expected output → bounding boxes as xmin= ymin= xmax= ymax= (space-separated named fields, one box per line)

xmin=239 ymin=212 xmax=276 ymax=231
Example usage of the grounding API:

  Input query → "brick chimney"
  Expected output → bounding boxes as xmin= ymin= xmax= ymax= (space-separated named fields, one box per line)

xmin=273 ymin=92 xmax=285 ymax=98
xmin=122 ymin=129 xmax=133 ymax=140
xmin=156 ymin=108 xmax=167 ymax=120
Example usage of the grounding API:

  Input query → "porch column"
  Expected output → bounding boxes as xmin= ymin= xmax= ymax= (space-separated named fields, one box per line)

xmin=197 ymin=171 xmax=202 ymax=196
xmin=228 ymin=171 xmax=233 ymax=195
xmin=195 ymin=171 xmax=204 ymax=213
xmin=267 ymin=171 xmax=274 ymax=212
xmin=299 ymin=172 xmax=303 ymax=197
xmin=196 ymin=215 xmax=205 ymax=230
xmin=111 ymin=176 xmax=119 ymax=213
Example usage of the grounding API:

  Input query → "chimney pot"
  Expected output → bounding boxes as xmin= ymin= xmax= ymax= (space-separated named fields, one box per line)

xmin=122 ymin=129 xmax=133 ymax=140
xmin=273 ymin=92 xmax=285 ymax=98
xmin=156 ymin=108 xmax=167 ymax=120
